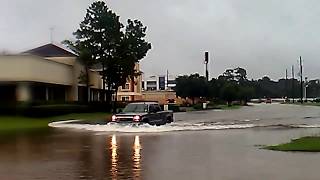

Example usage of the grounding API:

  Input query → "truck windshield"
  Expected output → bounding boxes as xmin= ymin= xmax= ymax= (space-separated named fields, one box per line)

xmin=123 ymin=104 xmax=148 ymax=113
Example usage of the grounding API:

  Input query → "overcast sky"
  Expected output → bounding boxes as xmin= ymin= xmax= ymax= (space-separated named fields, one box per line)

xmin=1 ymin=0 xmax=320 ymax=80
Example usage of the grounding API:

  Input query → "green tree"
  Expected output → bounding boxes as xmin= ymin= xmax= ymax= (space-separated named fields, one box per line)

xmin=222 ymin=69 xmax=235 ymax=81
xmin=175 ymin=74 xmax=208 ymax=104
xmin=72 ymin=1 xmax=123 ymax=103
xmin=234 ymin=67 xmax=248 ymax=86
xmin=110 ymin=19 xmax=151 ymax=112
xmin=238 ymin=86 xmax=255 ymax=104
xmin=220 ymin=82 xmax=239 ymax=106
xmin=66 ymin=1 xmax=151 ymax=109
xmin=208 ymin=78 xmax=226 ymax=100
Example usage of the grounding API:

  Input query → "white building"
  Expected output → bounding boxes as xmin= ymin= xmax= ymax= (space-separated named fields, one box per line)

xmin=0 ymin=43 xmax=103 ymax=103
xmin=142 ymin=74 xmax=176 ymax=91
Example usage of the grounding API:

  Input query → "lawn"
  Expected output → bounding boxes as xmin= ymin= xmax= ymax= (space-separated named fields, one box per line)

xmin=0 ymin=112 xmax=111 ymax=132
xmin=264 ymin=136 xmax=320 ymax=152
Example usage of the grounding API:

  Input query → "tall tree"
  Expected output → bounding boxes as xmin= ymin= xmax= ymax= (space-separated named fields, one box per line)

xmin=234 ymin=67 xmax=247 ymax=83
xmin=220 ymin=82 xmax=239 ymax=106
xmin=222 ymin=69 xmax=235 ymax=81
xmin=65 ymin=1 xmax=151 ymax=108
xmin=73 ymin=1 xmax=123 ymax=102
xmin=175 ymin=74 xmax=208 ymax=104
xmin=110 ymin=19 xmax=151 ymax=112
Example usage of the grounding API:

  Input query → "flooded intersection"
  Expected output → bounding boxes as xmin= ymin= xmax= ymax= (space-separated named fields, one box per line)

xmin=2 ymin=103 xmax=320 ymax=179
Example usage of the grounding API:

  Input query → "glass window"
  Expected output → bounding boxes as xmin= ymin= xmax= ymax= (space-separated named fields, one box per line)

xmin=122 ymin=83 xmax=130 ymax=90
xmin=149 ymin=105 xmax=155 ymax=112
xmin=121 ymin=96 xmax=130 ymax=101
xmin=149 ymin=104 xmax=161 ymax=112
xmin=123 ymin=104 xmax=148 ymax=113
xmin=154 ymin=105 xmax=161 ymax=112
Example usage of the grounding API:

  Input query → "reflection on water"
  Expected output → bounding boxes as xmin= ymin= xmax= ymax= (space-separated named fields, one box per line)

xmin=110 ymin=135 xmax=118 ymax=180
xmin=133 ymin=136 xmax=142 ymax=179
xmin=108 ymin=135 xmax=142 ymax=180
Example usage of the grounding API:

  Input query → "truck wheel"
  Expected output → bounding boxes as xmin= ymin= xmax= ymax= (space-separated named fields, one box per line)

xmin=144 ymin=119 xmax=151 ymax=125
xmin=167 ymin=117 xmax=173 ymax=123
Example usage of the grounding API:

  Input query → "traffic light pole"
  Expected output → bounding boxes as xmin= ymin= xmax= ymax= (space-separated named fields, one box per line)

xmin=300 ymin=56 xmax=303 ymax=104
xmin=292 ymin=65 xmax=295 ymax=103
xmin=205 ymin=52 xmax=209 ymax=81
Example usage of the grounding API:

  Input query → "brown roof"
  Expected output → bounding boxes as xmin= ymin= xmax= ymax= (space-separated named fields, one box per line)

xmin=24 ymin=44 xmax=76 ymax=57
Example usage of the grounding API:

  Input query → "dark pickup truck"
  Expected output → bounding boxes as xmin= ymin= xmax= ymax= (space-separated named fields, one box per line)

xmin=111 ymin=102 xmax=174 ymax=125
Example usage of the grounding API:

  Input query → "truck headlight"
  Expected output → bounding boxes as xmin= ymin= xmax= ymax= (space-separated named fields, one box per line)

xmin=112 ymin=115 xmax=117 ymax=121
xmin=133 ymin=115 xmax=141 ymax=122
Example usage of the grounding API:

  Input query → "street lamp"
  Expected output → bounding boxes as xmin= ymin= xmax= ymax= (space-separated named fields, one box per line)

xmin=305 ymin=77 xmax=308 ymax=102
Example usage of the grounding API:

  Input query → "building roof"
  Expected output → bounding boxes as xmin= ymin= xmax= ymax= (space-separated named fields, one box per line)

xmin=23 ymin=43 xmax=77 ymax=57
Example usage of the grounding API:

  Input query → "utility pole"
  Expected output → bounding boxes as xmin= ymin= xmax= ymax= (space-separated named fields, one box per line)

xmin=285 ymin=69 xmax=288 ymax=99
xmin=300 ymin=56 xmax=303 ymax=104
xmin=292 ymin=65 xmax=295 ymax=103
xmin=305 ymin=77 xmax=308 ymax=101
xmin=166 ymin=69 xmax=169 ymax=90
xmin=204 ymin=51 xmax=209 ymax=81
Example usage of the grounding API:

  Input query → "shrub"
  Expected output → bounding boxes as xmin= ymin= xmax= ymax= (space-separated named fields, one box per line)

xmin=0 ymin=101 xmax=114 ymax=117
xmin=193 ymin=103 xmax=203 ymax=110
xmin=313 ymin=98 xmax=320 ymax=103
xmin=23 ymin=104 xmax=90 ymax=117
xmin=168 ymin=104 xmax=181 ymax=112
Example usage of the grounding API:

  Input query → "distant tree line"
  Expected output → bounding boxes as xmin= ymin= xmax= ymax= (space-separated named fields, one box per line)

xmin=175 ymin=67 xmax=320 ymax=105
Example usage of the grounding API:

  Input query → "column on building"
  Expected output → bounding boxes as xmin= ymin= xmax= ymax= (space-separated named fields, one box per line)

xmin=16 ymin=82 xmax=32 ymax=102
xmin=67 ymin=60 xmax=81 ymax=102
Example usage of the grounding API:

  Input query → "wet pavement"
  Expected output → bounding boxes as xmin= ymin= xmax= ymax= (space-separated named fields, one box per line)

xmin=1 ymin=103 xmax=320 ymax=179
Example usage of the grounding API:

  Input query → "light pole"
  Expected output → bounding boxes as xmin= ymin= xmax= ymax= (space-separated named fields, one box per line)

xmin=292 ymin=65 xmax=295 ymax=103
xmin=204 ymin=52 xmax=209 ymax=81
xmin=300 ymin=56 xmax=303 ymax=104
xmin=305 ymin=77 xmax=308 ymax=102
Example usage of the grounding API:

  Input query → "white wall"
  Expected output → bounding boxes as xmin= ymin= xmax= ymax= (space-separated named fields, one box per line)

xmin=0 ymin=55 xmax=74 ymax=85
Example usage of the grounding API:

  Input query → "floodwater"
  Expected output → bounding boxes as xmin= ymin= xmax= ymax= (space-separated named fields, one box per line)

xmin=2 ymin=103 xmax=320 ymax=179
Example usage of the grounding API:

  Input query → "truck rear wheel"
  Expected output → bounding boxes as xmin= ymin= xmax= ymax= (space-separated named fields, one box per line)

xmin=167 ymin=117 xmax=173 ymax=123
xmin=144 ymin=119 xmax=152 ymax=125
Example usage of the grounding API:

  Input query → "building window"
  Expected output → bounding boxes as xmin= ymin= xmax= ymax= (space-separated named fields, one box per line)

xmin=147 ymin=87 xmax=157 ymax=91
xmin=122 ymin=83 xmax=130 ymax=90
xmin=159 ymin=76 xmax=165 ymax=90
xmin=146 ymin=81 xmax=157 ymax=91
xmin=146 ymin=81 xmax=157 ymax=86
xmin=167 ymin=80 xmax=176 ymax=85
xmin=121 ymin=96 xmax=130 ymax=102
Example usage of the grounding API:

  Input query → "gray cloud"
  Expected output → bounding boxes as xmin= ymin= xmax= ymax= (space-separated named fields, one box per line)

xmin=1 ymin=0 xmax=320 ymax=80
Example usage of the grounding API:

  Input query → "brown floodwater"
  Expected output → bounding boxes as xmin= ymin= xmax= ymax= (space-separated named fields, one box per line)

xmin=1 ymin=104 xmax=320 ymax=180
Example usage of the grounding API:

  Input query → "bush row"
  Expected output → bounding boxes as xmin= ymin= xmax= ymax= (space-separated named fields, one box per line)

xmin=0 ymin=101 xmax=124 ymax=117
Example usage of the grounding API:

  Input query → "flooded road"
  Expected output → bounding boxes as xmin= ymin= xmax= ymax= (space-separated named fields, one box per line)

xmin=1 ymin=103 xmax=320 ymax=179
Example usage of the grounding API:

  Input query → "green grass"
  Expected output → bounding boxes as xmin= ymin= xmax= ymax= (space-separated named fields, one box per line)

xmin=264 ymin=136 xmax=320 ymax=152
xmin=0 ymin=112 xmax=111 ymax=132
